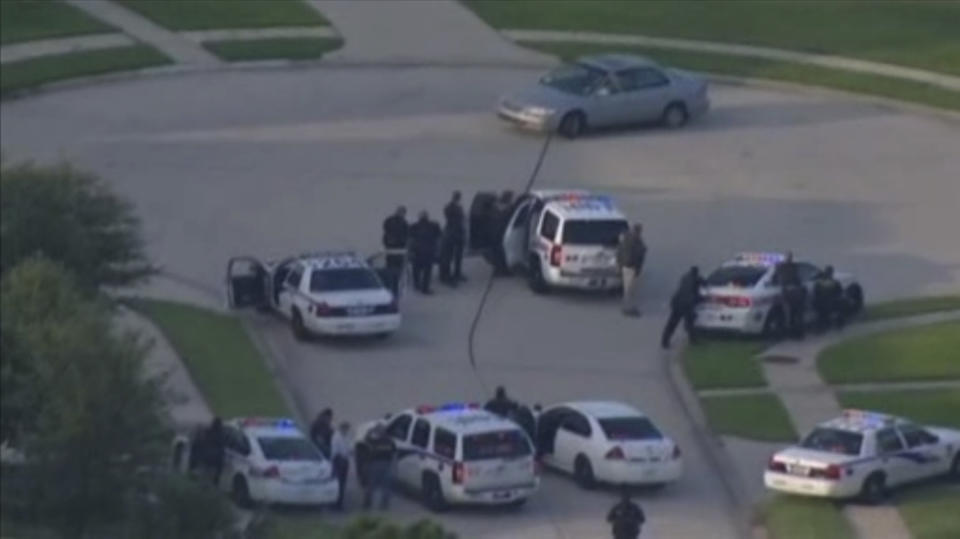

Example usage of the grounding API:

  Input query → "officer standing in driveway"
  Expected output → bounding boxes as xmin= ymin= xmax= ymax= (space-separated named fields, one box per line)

xmin=616 ymin=224 xmax=647 ymax=317
xmin=409 ymin=210 xmax=442 ymax=294
xmin=361 ymin=425 xmax=397 ymax=511
xmin=775 ymin=251 xmax=807 ymax=339
xmin=382 ymin=206 xmax=409 ymax=296
xmin=813 ymin=265 xmax=845 ymax=332
xmin=607 ymin=487 xmax=645 ymax=539
xmin=439 ymin=191 xmax=467 ymax=285
xmin=661 ymin=266 xmax=705 ymax=349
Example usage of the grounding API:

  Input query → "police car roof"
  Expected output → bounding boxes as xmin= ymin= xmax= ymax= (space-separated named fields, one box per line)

xmin=296 ymin=251 xmax=368 ymax=271
xmin=722 ymin=251 xmax=788 ymax=268
xmin=564 ymin=400 xmax=645 ymax=419
xmin=533 ymin=190 xmax=626 ymax=221
xmin=411 ymin=407 xmax=520 ymax=434
xmin=230 ymin=417 xmax=306 ymax=438
xmin=818 ymin=409 xmax=904 ymax=433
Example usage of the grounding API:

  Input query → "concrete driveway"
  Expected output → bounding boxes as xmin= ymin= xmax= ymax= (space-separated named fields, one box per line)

xmin=3 ymin=66 xmax=958 ymax=539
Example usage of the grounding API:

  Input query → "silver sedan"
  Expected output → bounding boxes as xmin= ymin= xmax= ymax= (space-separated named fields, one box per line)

xmin=497 ymin=53 xmax=709 ymax=138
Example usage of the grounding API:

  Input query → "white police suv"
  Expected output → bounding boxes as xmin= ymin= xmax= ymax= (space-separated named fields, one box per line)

xmin=765 ymin=410 xmax=960 ymax=503
xmin=226 ymin=251 xmax=400 ymax=339
xmin=695 ymin=252 xmax=864 ymax=336
xmin=471 ymin=190 xmax=629 ymax=293
xmin=356 ymin=403 xmax=539 ymax=511
xmin=215 ymin=417 xmax=338 ymax=507
xmin=536 ymin=401 xmax=683 ymax=489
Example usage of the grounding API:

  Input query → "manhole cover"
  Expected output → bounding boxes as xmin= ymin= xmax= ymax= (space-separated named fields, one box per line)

xmin=762 ymin=355 xmax=799 ymax=364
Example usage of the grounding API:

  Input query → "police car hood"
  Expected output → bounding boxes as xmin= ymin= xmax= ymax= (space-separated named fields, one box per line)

xmin=308 ymin=289 xmax=393 ymax=307
xmin=928 ymin=426 xmax=960 ymax=444
xmin=774 ymin=447 xmax=856 ymax=467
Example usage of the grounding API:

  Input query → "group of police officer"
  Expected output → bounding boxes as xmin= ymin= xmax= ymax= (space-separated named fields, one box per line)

xmin=775 ymin=251 xmax=849 ymax=339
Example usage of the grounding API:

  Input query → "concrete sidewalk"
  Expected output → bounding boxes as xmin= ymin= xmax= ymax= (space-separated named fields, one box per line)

xmin=1 ymin=33 xmax=134 ymax=63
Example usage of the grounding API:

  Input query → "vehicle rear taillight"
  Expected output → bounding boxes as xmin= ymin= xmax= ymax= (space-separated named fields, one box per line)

xmin=452 ymin=462 xmax=465 ymax=484
xmin=253 ymin=465 xmax=280 ymax=478
xmin=672 ymin=445 xmax=682 ymax=460
xmin=605 ymin=447 xmax=625 ymax=460
xmin=312 ymin=302 xmax=331 ymax=316
xmin=725 ymin=296 xmax=751 ymax=308
xmin=550 ymin=245 xmax=562 ymax=267
xmin=817 ymin=464 xmax=842 ymax=480
xmin=767 ymin=457 xmax=787 ymax=473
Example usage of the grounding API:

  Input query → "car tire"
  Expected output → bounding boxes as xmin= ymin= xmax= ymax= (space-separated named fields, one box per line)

xmin=859 ymin=473 xmax=887 ymax=505
xmin=846 ymin=284 xmax=864 ymax=315
xmin=422 ymin=474 xmax=448 ymax=513
xmin=762 ymin=307 xmax=786 ymax=340
xmin=528 ymin=258 xmax=549 ymax=294
xmin=574 ymin=455 xmax=596 ymax=490
xmin=558 ymin=111 xmax=586 ymax=139
xmin=662 ymin=102 xmax=689 ymax=128
xmin=291 ymin=309 xmax=308 ymax=341
xmin=232 ymin=475 xmax=253 ymax=509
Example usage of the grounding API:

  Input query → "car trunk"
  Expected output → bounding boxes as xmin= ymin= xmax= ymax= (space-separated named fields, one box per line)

xmin=612 ymin=439 xmax=675 ymax=463
xmin=556 ymin=244 xmax=618 ymax=276
xmin=771 ymin=448 xmax=851 ymax=478
xmin=461 ymin=430 xmax=535 ymax=492
xmin=273 ymin=460 xmax=331 ymax=484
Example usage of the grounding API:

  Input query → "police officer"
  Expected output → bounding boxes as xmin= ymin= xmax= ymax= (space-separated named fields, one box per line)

xmin=661 ymin=266 xmax=705 ymax=349
xmin=511 ymin=404 xmax=537 ymax=446
xmin=607 ymin=487 xmax=645 ymax=539
xmin=361 ymin=425 xmax=397 ymax=510
xmin=439 ymin=191 xmax=467 ymax=285
xmin=813 ymin=265 xmax=845 ymax=332
xmin=409 ymin=210 xmax=442 ymax=294
xmin=484 ymin=386 xmax=518 ymax=417
xmin=310 ymin=408 xmax=334 ymax=459
xmin=489 ymin=191 xmax=515 ymax=276
xmin=382 ymin=206 xmax=409 ymax=296
xmin=616 ymin=224 xmax=647 ymax=317
xmin=775 ymin=251 xmax=807 ymax=339
xmin=203 ymin=417 xmax=226 ymax=486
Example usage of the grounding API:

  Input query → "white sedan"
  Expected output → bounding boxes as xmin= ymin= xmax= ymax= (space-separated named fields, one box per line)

xmin=536 ymin=401 xmax=683 ymax=489
xmin=765 ymin=410 xmax=960 ymax=504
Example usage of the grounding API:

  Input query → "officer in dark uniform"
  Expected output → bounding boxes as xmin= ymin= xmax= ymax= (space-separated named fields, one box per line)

xmin=409 ymin=210 xmax=442 ymax=294
xmin=381 ymin=206 xmax=409 ymax=296
xmin=607 ymin=487 xmax=645 ymax=539
xmin=484 ymin=386 xmax=518 ymax=417
xmin=309 ymin=408 xmax=334 ymax=459
xmin=775 ymin=252 xmax=807 ymax=339
xmin=512 ymin=404 xmax=537 ymax=445
xmin=489 ymin=191 xmax=515 ymax=276
xmin=439 ymin=191 xmax=467 ymax=285
xmin=661 ymin=266 xmax=705 ymax=349
xmin=202 ymin=417 xmax=226 ymax=486
xmin=813 ymin=265 xmax=845 ymax=332
xmin=360 ymin=425 xmax=397 ymax=510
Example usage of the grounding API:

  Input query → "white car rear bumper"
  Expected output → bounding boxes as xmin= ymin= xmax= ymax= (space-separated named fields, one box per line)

xmin=306 ymin=314 xmax=401 ymax=336
xmin=763 ymin=471 xmax=858 ymax=498
xmin=695 ymin=306 xmax=766 ymax=334
xmin=596 ymin=458 xmax=683 ymax=485
xmin=447 ymin=481 xmax=539 ymax=505
xmin=545 ymin=266 xmax=621 ymax=290
xmin=250 ymin=476 xmax=340 ymax=505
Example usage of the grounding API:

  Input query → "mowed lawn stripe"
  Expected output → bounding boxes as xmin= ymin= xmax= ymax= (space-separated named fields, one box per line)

xmin=1 ymin=45 xmax=170 ymax=95
xmin=863 ymin=295 xmax=960 ymax=321
xmin=762 ymin=495 xmax=854 ymax=539
xmin=819 ymin=321 xmax=960 ymax=384
xmin=897 ymin=484 xmax=960 ymax=539
xmin=117 ymin=0 xmax=327 ymax=30
xmin=700 ymin=393 xmax=797 ymax=442
xmin=1 ymin=0 xmax=113 ymax=44
xmin=683 ymin=341 xmax=766 ymax=390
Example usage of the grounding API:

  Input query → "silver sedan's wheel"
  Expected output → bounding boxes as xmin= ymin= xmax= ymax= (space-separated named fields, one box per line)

xmin=662 ymin=103 xmax=689 ymax=128
xmin=558 ymin=111 xmax=586 ymax=139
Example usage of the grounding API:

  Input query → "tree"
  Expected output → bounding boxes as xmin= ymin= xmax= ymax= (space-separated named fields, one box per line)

xmin=0 ymin=160 xmax=154 ymax=288
xmin=0 ymin=257 xmax=170 ymax=538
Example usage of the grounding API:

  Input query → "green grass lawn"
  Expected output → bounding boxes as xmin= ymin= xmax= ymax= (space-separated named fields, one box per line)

xmin=1 ymin=45 xmax=170 ymax=95
xmin=1 ymin=0 xmax=113 ymax=44
xmin=837 ymin=389 xmax=960 ymax=429
xmin=118 ymin=0 xmax=327 ymax=30
xmin=761 ymin=495 xmax=854 ymax=539
xmin=682 ymin=341 xmax=766 ymax=390
xmin=864 ymin=295 xmax=960 ymax=321
xmin=203 ymin=37 xmax=342 ymax=62
xmin=700 ymin=393 xmax=796 ymax=442
xmin=465 ymin=0 xmax=960 ymax=76
xmin=818 ymin=321 xmax=960 ymax=384
xmin=129 ymin=299 xmax=288 ymax=418
xmin=897 ymin=484 xmax=960 ymax=539
xmin=523 ymin=42 xmax=960 ymax=112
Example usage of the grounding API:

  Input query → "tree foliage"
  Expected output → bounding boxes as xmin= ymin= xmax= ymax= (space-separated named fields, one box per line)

xmin=0 ymin=160 xmax=154 ymax=288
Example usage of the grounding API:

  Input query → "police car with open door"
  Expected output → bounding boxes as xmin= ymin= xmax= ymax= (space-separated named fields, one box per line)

xmin=226 ymin=251 xmax=400 ymax=339
xmin=470 ymin=190 xmax=629 ymax=293
xmin=355 ymin=403 xmax=539 ymax=511
xmin=695 ymin=252 xmax=864 ymax=337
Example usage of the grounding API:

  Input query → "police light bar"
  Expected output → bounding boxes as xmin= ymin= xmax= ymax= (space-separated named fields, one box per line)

xmin=841 ymin=409 xmax=894 ymax=426
xmin=416 ymin=402 xmax=480 ymax=414
xmin=241 ymin=417 xmax=297 ymax=429
xmin=734 ymin=252 xmax=787 ymax=266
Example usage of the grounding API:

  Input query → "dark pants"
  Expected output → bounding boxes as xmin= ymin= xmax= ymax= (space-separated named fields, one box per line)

xmin=614 ymin=531 xmax=640 ymax=539
xmin=785 ymin=287 xmax=806 ymax=339
xmin=661 ymin=306 xmax=696 ymax=347
xmin=333 ymin=455 xmax=349 ymax=509
xmin=439 ymin=236 xmax=464 ymax=282
xmin=362 ymin=461 xmax=393 ymax=510
xmin=411 ymin=254 xmax=434 ymax=292
xmin=384 ymin=253 xmax=405 ymax=296
xmin=815 ymin=300 xmax=846 ymax=331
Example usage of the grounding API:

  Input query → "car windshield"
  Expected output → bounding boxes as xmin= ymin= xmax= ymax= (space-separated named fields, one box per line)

xmin=599 ymin=417 xmax=663 ymax=440
xmin=800 ymin=428 xmax=863 ymax=456
xmin=310 ymin=268 xmax=381 ymax=292
xmin=561 ymin=219 xmax=628 ymax=246
xmin=257 ymin=436 xmax=324 ymax=461
xmin=706 ymin=266 xmax=767 ymax=287
xmin=539 ymin=63 xmax=606 ymax=96
xmin=462 ymin=430 xmax=532 ymax=461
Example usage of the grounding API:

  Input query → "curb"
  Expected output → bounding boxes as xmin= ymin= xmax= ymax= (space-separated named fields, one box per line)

xmin=240 ymin=316 xmax=312 ymax=428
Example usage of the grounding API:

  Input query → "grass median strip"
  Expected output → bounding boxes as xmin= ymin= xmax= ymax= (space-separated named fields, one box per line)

xmin=700 ymin=393 xmax=796 ymax=442
xmin=897 ymin=484 xmax=960 ymax=539
xmin=465 ymin=0 xmax=960 ymax=76
xmin=1 ymin=45 xmax=170 ymax=95
xmin=760 ymin=495 xmax=854 ymax=539
xmin=837 ymin=389 xmax=960 ymax=429
xmin=203 ymin=37 xmax=342 ymax=62
xmin=819 ymin=321 xmax=960 ymax=384
xmin=1 ymin=0 xmax=113 ymax=44
xmin=129 ymin=299 xmax=287 ymax=418
xmin=682 ymin=341 xmax=766 ymax=390
xmin=520 ymin=42 xmax=960 ymax=112
xmin=863 ymin=295 xmax=960 ymax=321
xmin=118 ymin=0 xmax=328 ymax=30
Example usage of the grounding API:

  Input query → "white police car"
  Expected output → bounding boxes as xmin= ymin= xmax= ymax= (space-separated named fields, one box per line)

xmin=536 ymin=401 xmax=683 ymax=489
xmin=356 ymin=403 xmax=539 ymax=511
xmin=227 ymin=251 xmax=400 ymax=339
xmin=765 ymin=410 xmax=960 ymax=503
xmin=215 ymin=417 xmax=338 ymax=507
xmin=695 ymin=252 xmax=863 ymax=336
xmin=471 ymin=190 xmax=629 ymax=293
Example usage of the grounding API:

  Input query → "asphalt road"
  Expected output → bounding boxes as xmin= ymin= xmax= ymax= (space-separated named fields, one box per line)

xmin=3 ymin=66 xmax=959 ymax=539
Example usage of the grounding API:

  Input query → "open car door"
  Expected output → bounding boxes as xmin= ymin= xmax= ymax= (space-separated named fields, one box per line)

xmin=366 ymin=252 xmax=405 ymax=299
xmin=226 ymin=256 xmax=267 ymax=309
xmin=468 ymin=191 xmax=498 ymax=252
xmin=502 ymin=197 xmax=535 ymax=270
